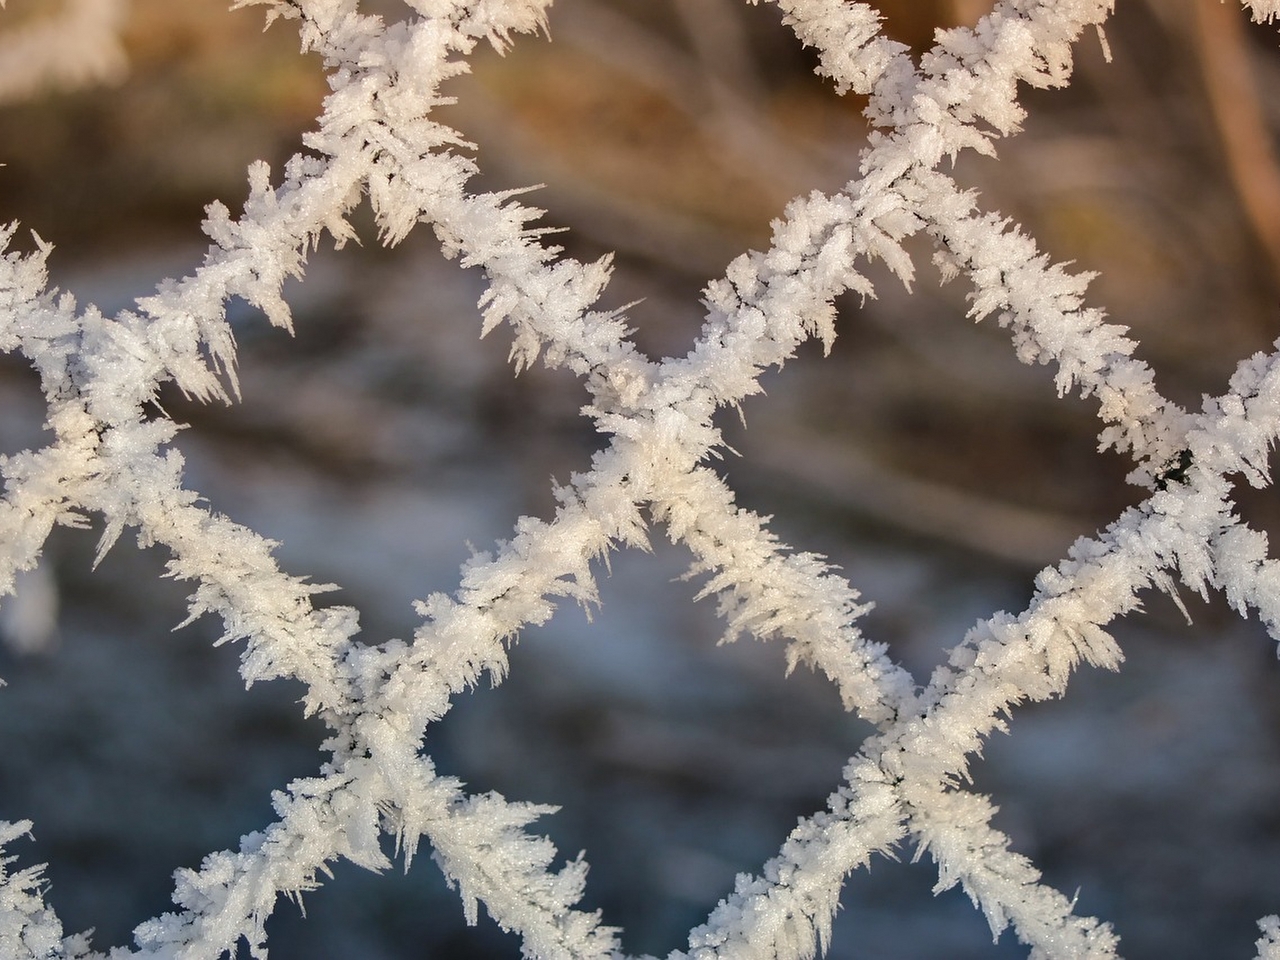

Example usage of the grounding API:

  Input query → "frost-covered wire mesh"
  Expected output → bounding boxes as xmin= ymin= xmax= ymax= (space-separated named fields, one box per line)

xmin=2 ymin=0 xmax=1280 ymax=958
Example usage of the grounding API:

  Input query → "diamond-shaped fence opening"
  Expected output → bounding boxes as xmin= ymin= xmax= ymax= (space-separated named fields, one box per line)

xmin=4 ymin=2 xmax=1280 ymax=960
xmin=433 ymin=539 xmax=878 ymax=955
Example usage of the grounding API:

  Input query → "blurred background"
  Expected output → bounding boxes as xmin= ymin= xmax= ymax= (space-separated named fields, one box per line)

xmin=0 ymin=1 xmax=1279 ymax=957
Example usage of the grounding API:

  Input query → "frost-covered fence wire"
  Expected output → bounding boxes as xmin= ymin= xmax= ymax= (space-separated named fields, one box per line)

xmin=1 ymin=0 xmax=1280 ymax=957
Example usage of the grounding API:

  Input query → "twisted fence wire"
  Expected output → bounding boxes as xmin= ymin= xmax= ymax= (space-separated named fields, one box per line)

xmin=0 ymin=1 xmax=1279 ymax=958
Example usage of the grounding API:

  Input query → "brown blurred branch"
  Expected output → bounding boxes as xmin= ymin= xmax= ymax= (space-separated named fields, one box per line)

xmin=1193 ymin=0 xmax=1280 ymax=282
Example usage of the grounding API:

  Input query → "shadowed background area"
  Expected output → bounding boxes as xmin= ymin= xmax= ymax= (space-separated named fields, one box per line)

xmin=0 ymin=2 xmax=1278 ymax=958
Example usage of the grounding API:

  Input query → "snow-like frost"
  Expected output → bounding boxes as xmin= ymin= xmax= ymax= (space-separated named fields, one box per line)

xmin=0 ymin=0 xmax=1277 ymax=958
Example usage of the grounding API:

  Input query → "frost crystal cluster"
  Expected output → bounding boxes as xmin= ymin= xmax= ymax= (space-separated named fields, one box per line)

xmin=1 ymin=0 xmax=1280 ymax=958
